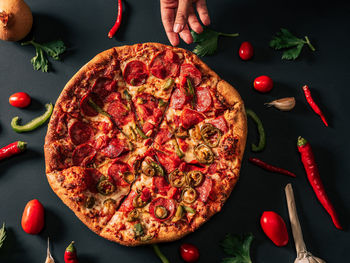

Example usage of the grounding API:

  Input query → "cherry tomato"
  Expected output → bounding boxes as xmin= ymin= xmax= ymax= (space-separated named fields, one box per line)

xmin=9 ymin=92 xmax=31 ymax=108
xmin=254 ymin=75 xmax=273 ymax=93
xmin=239 ymin=41 xmax=254 ymax=60
xmin=260 ymin=211 xmax=289 ymax=246
xmin=21 ymin=199 xmax=45 ymax=234
xmin=180 ymin=243 xmax=199 ymax=262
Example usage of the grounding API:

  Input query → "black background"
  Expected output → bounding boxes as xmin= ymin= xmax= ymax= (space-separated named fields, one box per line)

xmin=0 ymin=0 xmax=349 ymax=262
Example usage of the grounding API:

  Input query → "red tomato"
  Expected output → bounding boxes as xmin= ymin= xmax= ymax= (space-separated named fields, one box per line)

xmin=254 ymin=76 xmax=273 ymax=93
xmin=180 ymin=243 xmax=199 ymax=262
xmin=9 ymin=92 xmax=31 ymax=108
xmin=21 ymin=199 xmax=45 ymax=234
xmin=239 ymin=41 xmax=254 ymax=60
xmin=260 ymin=211 xmax=289 ymax=246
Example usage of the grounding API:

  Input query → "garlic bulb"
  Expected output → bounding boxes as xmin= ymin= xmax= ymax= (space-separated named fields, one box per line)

xmin=45 ymin=238 xmax=55 ymax=263
xmin=265 ymin=97 xmax=296 ymax=111
xmin=285 ymin=184 xmax=326 ymax=263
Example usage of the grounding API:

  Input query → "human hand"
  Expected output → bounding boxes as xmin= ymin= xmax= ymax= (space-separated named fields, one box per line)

xmin=160 ymin=0 xmax=210 ymax=46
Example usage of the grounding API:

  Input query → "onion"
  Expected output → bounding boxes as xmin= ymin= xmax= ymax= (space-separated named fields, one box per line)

xmin=0 ymin=0 xmax=33 ymax=41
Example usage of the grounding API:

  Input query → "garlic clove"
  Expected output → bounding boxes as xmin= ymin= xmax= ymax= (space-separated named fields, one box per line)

xmin=265 ymin=97 xmax=296 ymax=111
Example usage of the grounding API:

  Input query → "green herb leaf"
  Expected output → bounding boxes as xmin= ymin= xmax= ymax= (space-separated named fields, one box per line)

xmin=21 ymin=39 xmax=66 ymax=72
xmin=220 ymin=233 xmax=254 ymax=263
xmin=31 ymin=46 xmax=49 ymax=72
xmin=0 ymin=223 xmax=6 ymax=248
xmin=40 ymin=40 xmax=66 ymax=60
xmin=270 ymin=28 xmax=315 ymax=60
xmin=191 ymin=28 xmax=239 ymax=57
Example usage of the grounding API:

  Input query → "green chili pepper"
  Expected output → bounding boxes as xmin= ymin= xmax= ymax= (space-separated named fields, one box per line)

xmin=246 ymin=108 xmax=266 ymax=152
xmin=88 ymin=98 xmax=111 ymax=118
xmin=162 ymin=78 xmax=175 ymax=91
xmin=135 ymin=125 xmax=148 ymax=139
xmin=11 ymin=103 xmax=53 ymax=133
xmin=151 ymin=161 xmax=165 ymax=177
xmin=187 ymin=78 xmax=196 ymax=109
xmin=173 ymin=139 xmax=184 ymax=159
xmin=133 ymin=223 xmax=144 ymax=237
xmin=123 ymin=89 xmax=132 ymax=101
xmin=152 ymin=244 xmax=170 ymax=263
xmin=183 ymin=205 xmax=196 ymax=214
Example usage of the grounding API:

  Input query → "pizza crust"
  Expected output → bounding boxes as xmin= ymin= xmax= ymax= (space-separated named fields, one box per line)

xmin=44 ymin=43 xmax=247 ymax=246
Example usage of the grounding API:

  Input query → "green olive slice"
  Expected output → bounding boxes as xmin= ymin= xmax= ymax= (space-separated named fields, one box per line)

xmin=127 ymin=209 xmax=139 ymax=222
xmin=193 ymin=144 xmax=214 ymax=164
xmin=154 ymin=205 xmax=168 ymax=219
xmin=187 ymin=170 xmax=203 ymax=187
xmin=123 ymin=171 xmax=135 ymax=184
xmin=182 ymin=187 xmax=198 ymax=204
xmin=169 ymin=169 xmax=186 ymax=188
xmin=200 ymin=123 xmax=222 ymax=147
xmin=133 ymin=193 xmax=148 ymax=208
xmin=97 ymin=179 xmax=115 ymax=196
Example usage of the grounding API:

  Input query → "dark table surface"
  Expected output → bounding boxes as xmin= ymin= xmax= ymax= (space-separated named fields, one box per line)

xmin=0 ymin=0 xmax=349 ymax=262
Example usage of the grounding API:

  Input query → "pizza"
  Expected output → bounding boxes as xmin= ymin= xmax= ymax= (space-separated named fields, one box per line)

xmin=44 ymin=43 xmax=247 ymax=246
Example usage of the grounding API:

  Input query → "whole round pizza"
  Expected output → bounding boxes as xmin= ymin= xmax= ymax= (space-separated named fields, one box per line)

xmin=44 ymin=43 xmax=247 ymax=246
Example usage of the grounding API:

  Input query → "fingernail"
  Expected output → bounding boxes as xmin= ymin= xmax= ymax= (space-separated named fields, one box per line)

xmin=173 ymin=24 xmax=183 ymax=33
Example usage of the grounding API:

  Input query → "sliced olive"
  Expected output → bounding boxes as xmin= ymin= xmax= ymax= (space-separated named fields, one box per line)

xmin=187 ymin=170 xmax=203 ymax=187
xmin=123 ymin=171 xmax=135 ymax=184
xmin=133 ymin=223 xmax=144 ymax=238
xmin=169 ymin=169 xmax=186 ymax=188
xmin=172 ymin=205 xmax=184 ymax=222
xmin=154 ymin=205 xmax=168 ymax=219
xmin=175 ymin=127 xmax=189 ymax=139
xmin=162 ymin=78 xmax=174 ymax=91
xmin=127 ymin=209 xmax=139 ymax=222
xmin=200 ymin=123 xmax=222 ymax=147
xmin=85 ymin=196 xmax=95 ymax=209
xmin=194 ymin=144 xmax=214 ymax=164
xmin=133 ymin=193 xmax=148 ymax=208
xmin=97 ymin=179 xmax=115 ymax=196
xmin=182 ymin=187 xmax=198 ymax=204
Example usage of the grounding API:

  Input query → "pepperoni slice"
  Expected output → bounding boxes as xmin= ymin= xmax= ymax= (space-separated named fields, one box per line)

xmin=72 ymin=144 xmax=96 ymax=166
xmin=169 ymin=87 xmax=188 ymax=110
xmin=118 ymin=190 xmax=137 ymax=212
xmin=69 ymin=121 xmax=94 ymax=145
xmin=150 ymin=50 xmax=180 ymax=79
xmin=180 ymin=108 xmax=205 ymax=129
xmin=101 ymin=138 xmax=129 ymax=159
xmin=180 ymin=63 xmax=202 ymax=87
xmin=196 ymin=177 xmax=213 ymax=203
xmin=91 ymin=77 xmax=117 ymax=98
xmin=80 ymin=93 xmax=104 ymax=117
xmin=208 ymin=115 xmax=228 ymax=133
xmin=108 ymin=161 xmax=131 ymax=186
xmin=154 ymin=128 xmax=172 ymax=146
xmin=152 ymin=176 xmax=170 ymax=195
xmin=149 ymin=197 xmax=176 ymax=222
xmin=123 ymin=60 xmax=148 ymax=86
xmin=156 ymin=149 xmax=181 ymax=173
xmin=167 ymin=187 xmax=181 ymax=200
xmin=195 ymin=87 xmax=212 ymax=112
xmin=107 ymin=95 xmax=134 ymax=126
xmin=134 ymin=93 xmax=159 ymax=121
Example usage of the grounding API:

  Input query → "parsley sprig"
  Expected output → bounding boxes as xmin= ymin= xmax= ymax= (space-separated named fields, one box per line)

xmin=220 ymin=233 xmax=254 ymax=263
xmin=21 ymin=39 xmax=67 ymax=72
xmin=0 ymin=223 xmax=6 ymax=248
xmin=270 ymin=28 xmax=315 ymax=60
xmin=191 ymin=28 xmax=239 ymax=56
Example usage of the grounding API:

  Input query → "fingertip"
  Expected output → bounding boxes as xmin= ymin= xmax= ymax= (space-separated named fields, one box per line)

xmin=173 ymin=23 xmax=184 ymax=33
xmin=202 ymin=17 xmax=211 ymax=26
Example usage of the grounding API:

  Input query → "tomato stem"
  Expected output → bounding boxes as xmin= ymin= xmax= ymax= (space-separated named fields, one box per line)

xmin=304 ymin=36 xmax=316 ymax=51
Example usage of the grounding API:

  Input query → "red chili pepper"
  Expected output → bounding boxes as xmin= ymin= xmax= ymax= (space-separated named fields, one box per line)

xmin=297 ymin=136 xmax=342 ymax=229
xmin=0 ymin=141 xmax=27 ymax=161
xmin=249 ymin=157 xmax=296 ymax=177
xmin=302 ymin=85 xmax=328 ymax=127
xmin=108 ymin=0 xmax=123 ymax=38
xmin=64 ymin=241 xmax=78 ymax=263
